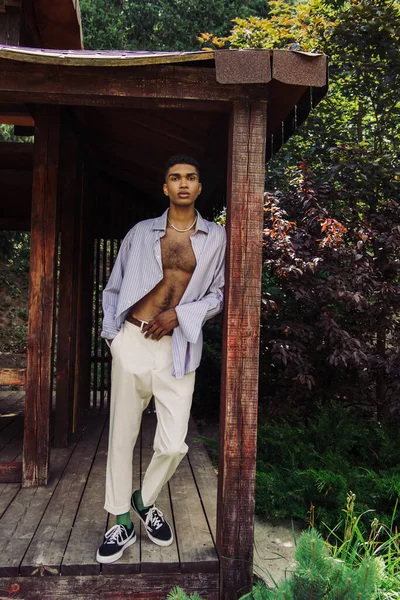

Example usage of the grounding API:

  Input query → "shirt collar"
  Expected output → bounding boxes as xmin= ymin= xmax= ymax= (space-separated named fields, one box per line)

xmin=152 ymin=208 xmax=209 ymax=234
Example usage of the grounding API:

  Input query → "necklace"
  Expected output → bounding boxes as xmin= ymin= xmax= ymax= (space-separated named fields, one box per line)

xmin=167 ymin=212 xmax=197 ymax=233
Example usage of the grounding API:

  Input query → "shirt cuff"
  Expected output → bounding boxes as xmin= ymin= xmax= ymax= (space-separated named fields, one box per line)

xmin=175 ymin=301 xmax=209 ymax=344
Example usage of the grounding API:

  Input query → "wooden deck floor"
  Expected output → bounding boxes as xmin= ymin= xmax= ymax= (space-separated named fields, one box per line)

xmin=0 ymin=392 xmax=219 ymax=599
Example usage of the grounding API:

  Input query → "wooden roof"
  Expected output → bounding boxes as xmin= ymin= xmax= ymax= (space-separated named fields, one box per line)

xmin=0 ymin=46 xmax=327 ymax=230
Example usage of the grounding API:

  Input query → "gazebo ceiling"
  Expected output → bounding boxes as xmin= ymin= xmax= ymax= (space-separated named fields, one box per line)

xmin=0 ymin=46 xmax=327 ymax=229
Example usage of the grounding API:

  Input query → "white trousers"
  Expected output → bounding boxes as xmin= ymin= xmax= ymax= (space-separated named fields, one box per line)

xmin=104 ymin=321 xmax=195 ymax=515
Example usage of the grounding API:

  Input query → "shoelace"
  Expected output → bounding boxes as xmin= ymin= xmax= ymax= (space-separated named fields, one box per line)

xmin=104 ymin=524 xmax=128 ymax=545
xmin=145 ymin=506 xmax=164 ymax=531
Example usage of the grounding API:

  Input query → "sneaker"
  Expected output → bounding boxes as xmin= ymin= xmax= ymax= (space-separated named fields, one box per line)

xmin=96 ymin=523 xmax=136 ymax=564
xmin=131 ymin=493 xmax=173 ymax=547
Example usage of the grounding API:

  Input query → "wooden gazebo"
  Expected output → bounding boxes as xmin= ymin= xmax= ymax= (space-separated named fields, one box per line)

xmin=0 ymin=2 xmax=327 ymax=598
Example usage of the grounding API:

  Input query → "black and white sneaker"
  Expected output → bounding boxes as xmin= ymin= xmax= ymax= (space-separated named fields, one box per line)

xmin=96 ymin=523 xmax=136 ymax=563
xmin=131 ymin=493 xmax=173 ymax=547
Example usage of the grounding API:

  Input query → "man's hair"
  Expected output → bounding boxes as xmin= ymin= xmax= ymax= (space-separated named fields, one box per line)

xmin=164 ymin=155 xmax=201 ymax=180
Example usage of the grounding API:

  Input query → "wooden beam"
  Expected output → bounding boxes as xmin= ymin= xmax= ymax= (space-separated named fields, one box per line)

xmin=0 ymin=113 xmax=34 ymax=126
xmin=54 ymin=111 xmax=80 ymax=447
xmin=23 ymin=105 xmax=60 ymax=487
xmin=0 ymin=61 xmax=252 ymax=107
xmin=0 ymin=368 xmax=25 ymax=386
xmin=217 ymin=100 xmax=267 ymax=600
xmin=0 ymin=461 xmax=22 ymax=483
xmin=0 ymin=217 xmax=30 ymax=230
xmin=0 ymin=573 xmax=218 ymax=598
xmin=0 ymin=140 xmax=33 ymax=166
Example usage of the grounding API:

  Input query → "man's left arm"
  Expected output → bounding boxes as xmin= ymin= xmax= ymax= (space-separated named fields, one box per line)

xmin=174 ymin=230 xmax=226 ymax=343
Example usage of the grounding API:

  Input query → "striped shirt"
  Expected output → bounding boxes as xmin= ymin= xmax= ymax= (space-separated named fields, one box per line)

xmin=101 ymin=209 xmax=226 ymax=379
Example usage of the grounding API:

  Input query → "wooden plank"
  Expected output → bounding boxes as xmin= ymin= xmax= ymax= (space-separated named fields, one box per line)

xmin=102 ymin=422 xmax=141 ymax=575
xmin=217 ymin=100 xmax=267 ymax=600
xmin=23 ymin=105 xmax=60 ymax=487
xmin=54 ymin=111 xmax=79 ymax=447
xmin=0 ymin=62 xmax=245 ymax=106
xmin=0 ymin=429 xmax=22 ymax=462
xmin=139 ymin=412 xmax=180 ymax=573
xmin=0 ymin=445 xmax=74 ymax=576
xmin=0 ymin=573 xmax=219 ymax=600
xmin=0 ymin=47 xmax=211 ymax=67
xmin=168 ymin=424 xmax=218 ymax=573
xmin=0 ymin=390 xmax=24 ymax=414
xmin=21 ymin=415 xmax=107 ymax=576
xmin=0 ymin=482 xmax=20 ymax=519
xmin=187 ymin=418 xmax=217 ymax=542
xmin=0 ymin=461 xmax=21 ymax=483
xmin=61 ymin=421 xmax=109 ymax=575
xmin=0 ymin=368 xmax=25 ymax=385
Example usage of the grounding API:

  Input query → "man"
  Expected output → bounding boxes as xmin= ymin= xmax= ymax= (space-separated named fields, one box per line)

xmin=96 ymin=155 xmax=226 ymax=563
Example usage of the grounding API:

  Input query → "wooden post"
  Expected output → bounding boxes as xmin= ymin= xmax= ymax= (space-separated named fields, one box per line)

xmin=54 ymin=112 xmax=80 ymax=447
xmin=217 ymin=100 xmax=267 ymax=599
xmin=73 ymin=162 xmax=93 ymax=429
xmin=23 ymin=105 xmax=60 ymax=487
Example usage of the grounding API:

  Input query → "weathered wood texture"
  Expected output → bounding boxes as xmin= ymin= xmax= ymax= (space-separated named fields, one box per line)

xmin=21 ymin=415 xmax=107 ymax=576
xmin=0 ymin=368 xmax=25 ymax=385
xmin=137 ymin=411 xmax=180 ymax=573
xmin=0 ymin=462 xmax=21 ymax=483
xmin=187 ymin=419 xmax=217 ymax=542
xmin=61 ymin=418 xmax=109 ymax=576
xmin=218 ymin=100 xmax=267 ymax=600
xmin=0 ymin=446 xmax=74 ymax=576
xmin=0 ymin=61 xmax=248 ymax=107
xmin=0 ymin=409 xmax=218 ymax=593
xmin=0 ymin=573 xmax=219 ymax=599
xmin=23 ymin=105 xmax=60 ymax=487
xmin=55 ymin=112 xmax=80 ymax=447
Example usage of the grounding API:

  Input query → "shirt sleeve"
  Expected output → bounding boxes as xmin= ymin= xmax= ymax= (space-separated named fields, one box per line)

xmin=175 ymin=228 xmax=226 ymax=344
xmin=101 ymin=231 xmax=133 ymax=340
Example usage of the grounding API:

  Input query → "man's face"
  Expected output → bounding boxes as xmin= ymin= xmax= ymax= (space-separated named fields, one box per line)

xmin=163 ymin=163 xmax=202 ymax=207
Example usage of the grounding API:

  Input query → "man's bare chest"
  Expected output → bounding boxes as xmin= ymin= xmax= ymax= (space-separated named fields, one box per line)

xmin=160 ymin=234 xmax=196 ymax=275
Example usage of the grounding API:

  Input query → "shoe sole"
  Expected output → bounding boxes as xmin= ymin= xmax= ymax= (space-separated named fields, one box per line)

xmin=131 ymin=499 xmax=174 ymax=547
xmin=96 ymin=533 xmax=136 ymax=564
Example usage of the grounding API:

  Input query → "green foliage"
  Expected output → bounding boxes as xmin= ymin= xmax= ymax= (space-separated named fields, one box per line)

xmin=200 ymin=0 xmax=336 ymax=51
xmin=166 ymin=587 xmax=204 ymax=600
xmin=0 ymin=233 xmax=30 ymax=354
xmin=80 ymin=0 xmax=270 ymax=51
xmin=79 ymin=0 xmax=130 ymax=50
xmin=255 ymin=406 xmax=400 ymax=530
xmin=0 ymin=124 xmax=33 ymax=143
xmin=168 ymin=505 xmax=400 ymax=598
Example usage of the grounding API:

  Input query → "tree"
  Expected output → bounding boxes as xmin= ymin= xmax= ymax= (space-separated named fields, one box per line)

xmin=201 ymin=0 xmax=400 ymax=417
xmin=80 ymin=0 xmax=270 ymax=51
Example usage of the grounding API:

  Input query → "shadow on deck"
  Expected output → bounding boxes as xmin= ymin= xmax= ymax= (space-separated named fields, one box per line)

xmin=0 ymin=392 xmax=219 ymax=599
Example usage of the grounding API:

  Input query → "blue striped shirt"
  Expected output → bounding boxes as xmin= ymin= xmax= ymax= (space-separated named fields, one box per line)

xmin=101 ymin=209 xmax=226 ymax=379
